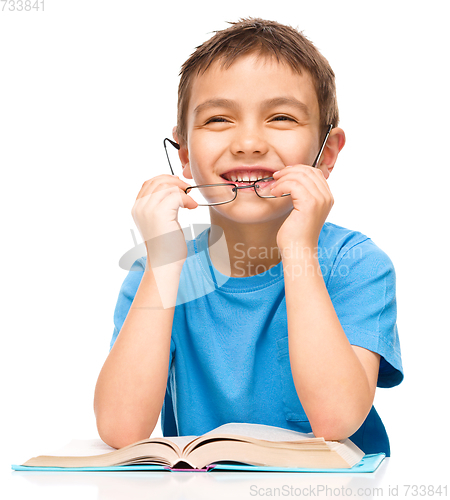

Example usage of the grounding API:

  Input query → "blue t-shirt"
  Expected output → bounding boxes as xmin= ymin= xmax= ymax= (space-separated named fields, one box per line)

xmin=110 ymin=222 xmax=403 ymax=456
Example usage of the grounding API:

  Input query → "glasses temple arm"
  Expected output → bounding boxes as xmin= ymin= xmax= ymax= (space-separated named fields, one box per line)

xmin=311 ymin=124 xmax=333 ymax=168
xmin=163 ymin=138 xmax=180 ymax=176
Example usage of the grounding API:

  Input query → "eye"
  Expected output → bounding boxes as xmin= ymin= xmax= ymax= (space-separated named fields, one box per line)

xmin=271 ymin=115 xmax=296 ymax=122
xmin=205 ymin=116 xmax=229 ymax=124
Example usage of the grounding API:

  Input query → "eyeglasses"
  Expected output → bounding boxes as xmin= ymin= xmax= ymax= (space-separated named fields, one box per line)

xmin=163 ymin=124 xmax=332 ymax=206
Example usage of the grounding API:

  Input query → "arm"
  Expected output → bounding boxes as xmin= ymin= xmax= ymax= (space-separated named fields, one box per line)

xmin=282 ymin=251 xmax=380 ymax=440
xmin=94 ymin=263 xmax=182 ymax=449
xmin=271 ymin=145 xmax=380 ymax=441
xmin=94 ymin=174 xmax=197 ymax=449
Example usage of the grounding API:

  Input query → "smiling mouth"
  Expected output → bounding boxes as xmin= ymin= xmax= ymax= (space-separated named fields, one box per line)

xmin=220 ymin=173 xmax=274 ymax=184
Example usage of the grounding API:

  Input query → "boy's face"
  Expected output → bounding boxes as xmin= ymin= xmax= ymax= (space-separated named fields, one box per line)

xmin=177 ymin=53 xmax=337 ymax=223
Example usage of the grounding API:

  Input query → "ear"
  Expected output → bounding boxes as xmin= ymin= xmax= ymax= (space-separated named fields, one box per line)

xmin=317 ymin=127 xmax=346 ymax=179
xmin=172 ymin=126 xmax=193 ymax=180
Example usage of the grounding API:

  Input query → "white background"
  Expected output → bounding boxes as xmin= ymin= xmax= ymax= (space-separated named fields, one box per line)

xmin=1 ymin=1 xmax=449 ymax=498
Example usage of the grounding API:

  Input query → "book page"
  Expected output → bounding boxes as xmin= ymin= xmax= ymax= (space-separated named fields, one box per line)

xmin=163 ymin=435 xmax=198 ymax=450
xmin=203 ymin=423 xmax=316 ymax=442
xmin=46 ymin=435 xmax=198 ymax=457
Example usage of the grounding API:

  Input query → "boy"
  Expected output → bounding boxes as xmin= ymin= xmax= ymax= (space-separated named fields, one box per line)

xmin=94 ymin=18 xmax=403 ymax=455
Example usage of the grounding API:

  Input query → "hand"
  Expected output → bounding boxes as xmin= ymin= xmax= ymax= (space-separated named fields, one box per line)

xmin=131 ymin=174 xmax=198 ymax=270
xmin=270 ymin=165 xmax=334 ymax=251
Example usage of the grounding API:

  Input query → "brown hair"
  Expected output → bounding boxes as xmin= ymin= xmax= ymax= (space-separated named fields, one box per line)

xmin=176 ymin=17 xmax=339 ymax=145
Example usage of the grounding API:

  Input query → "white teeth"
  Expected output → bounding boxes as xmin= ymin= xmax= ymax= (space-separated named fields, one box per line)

xmin=226 ymin=170 xmax=272 ymax=182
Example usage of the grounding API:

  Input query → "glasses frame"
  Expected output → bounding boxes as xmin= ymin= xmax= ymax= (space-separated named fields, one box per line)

xmin=163 ymin=124 xmax=333 ymax=206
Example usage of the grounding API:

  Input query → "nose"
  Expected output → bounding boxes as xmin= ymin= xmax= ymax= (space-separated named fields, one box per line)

xmin=230 ymin=123 xmax=269 ymax=157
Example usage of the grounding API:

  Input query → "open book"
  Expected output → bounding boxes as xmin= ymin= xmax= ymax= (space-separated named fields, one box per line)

xmin=18 ymin=423 xmax=366 ymax=470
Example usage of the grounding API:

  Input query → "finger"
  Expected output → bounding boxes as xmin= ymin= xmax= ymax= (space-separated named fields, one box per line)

xmin=271 ymin=178 xmax=333 ymax=211
xmin=134 ymin=185 xmax=198 ymax=214
xmin=143 ymin=177 xmax=195 ymax=197
xmin=137 ymin=173 xmax=189 ymax=191
xmin=272 ymin=170 xmax=331 ymax=201
xmin=132 ymin=190 xmax=197 ymax=232
xmin=136 ymin=175 xmax=195 ymax=200
xmin=155 ymin=184 xmax=199 ymax=210
xmin=160 ymin=187 xmax=199 ymax=210
xmin=271 ymin=174 xmax=325 ymax=201
xmin=274 ymin=166 xmax=331 ymax=193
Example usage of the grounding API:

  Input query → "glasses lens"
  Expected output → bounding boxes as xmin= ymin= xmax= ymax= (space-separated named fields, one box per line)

xmin=186 ymin=184 xmax=236 ymax=206
xmin=255 ymin=177 xmax=277 ymax=198
xmin=255 ymin=176 xmax=291 ymax=198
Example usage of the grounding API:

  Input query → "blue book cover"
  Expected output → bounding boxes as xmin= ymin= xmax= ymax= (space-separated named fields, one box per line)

xmin=11 ymin=423 xmax=383 ymax=473
xmin=12 ymin=453 xmax=385 ymax=473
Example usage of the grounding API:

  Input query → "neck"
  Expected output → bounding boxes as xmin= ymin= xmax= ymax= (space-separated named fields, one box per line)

xmin=208 ymin=209 xmax=289 ymax=278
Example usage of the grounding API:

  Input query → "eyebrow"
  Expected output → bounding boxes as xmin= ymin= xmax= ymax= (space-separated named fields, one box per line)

xmin=193 ymin=96 xmax=310 ymax=117
xmin=263 ymin=97 xmax=310 ymax=117
xmin=193 ymin=98 xmax=238 ymax=115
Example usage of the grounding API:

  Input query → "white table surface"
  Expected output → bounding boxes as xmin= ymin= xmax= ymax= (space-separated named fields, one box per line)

xmin=4 ymin=451 xmax=449 ymax=500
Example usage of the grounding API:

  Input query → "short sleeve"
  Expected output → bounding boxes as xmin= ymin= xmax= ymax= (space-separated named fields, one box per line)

xmin=109 ymin=258 xmax=176 ymax=368
xmin=109 ymin=257 xmax=146 ymax=350
xmin=327 ymin=239 xmax=403 ymax=388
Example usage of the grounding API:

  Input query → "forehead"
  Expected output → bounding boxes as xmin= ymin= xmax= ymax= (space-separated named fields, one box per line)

xmin=187 ymin=53 xmax=320 ymax=121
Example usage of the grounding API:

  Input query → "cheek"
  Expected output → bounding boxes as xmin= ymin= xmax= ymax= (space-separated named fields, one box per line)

xmin=276 ymin=141 xmax=319 ymax=168
xmin=187 ymin=149 xmax=216 ymax=184
xmin=189 ymin=137 xmax=227 ymax=178
xmin=270 ymin=131 xmax=317 ymax=167
xmin=278 ymin=150 xmax=312 ymax=168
